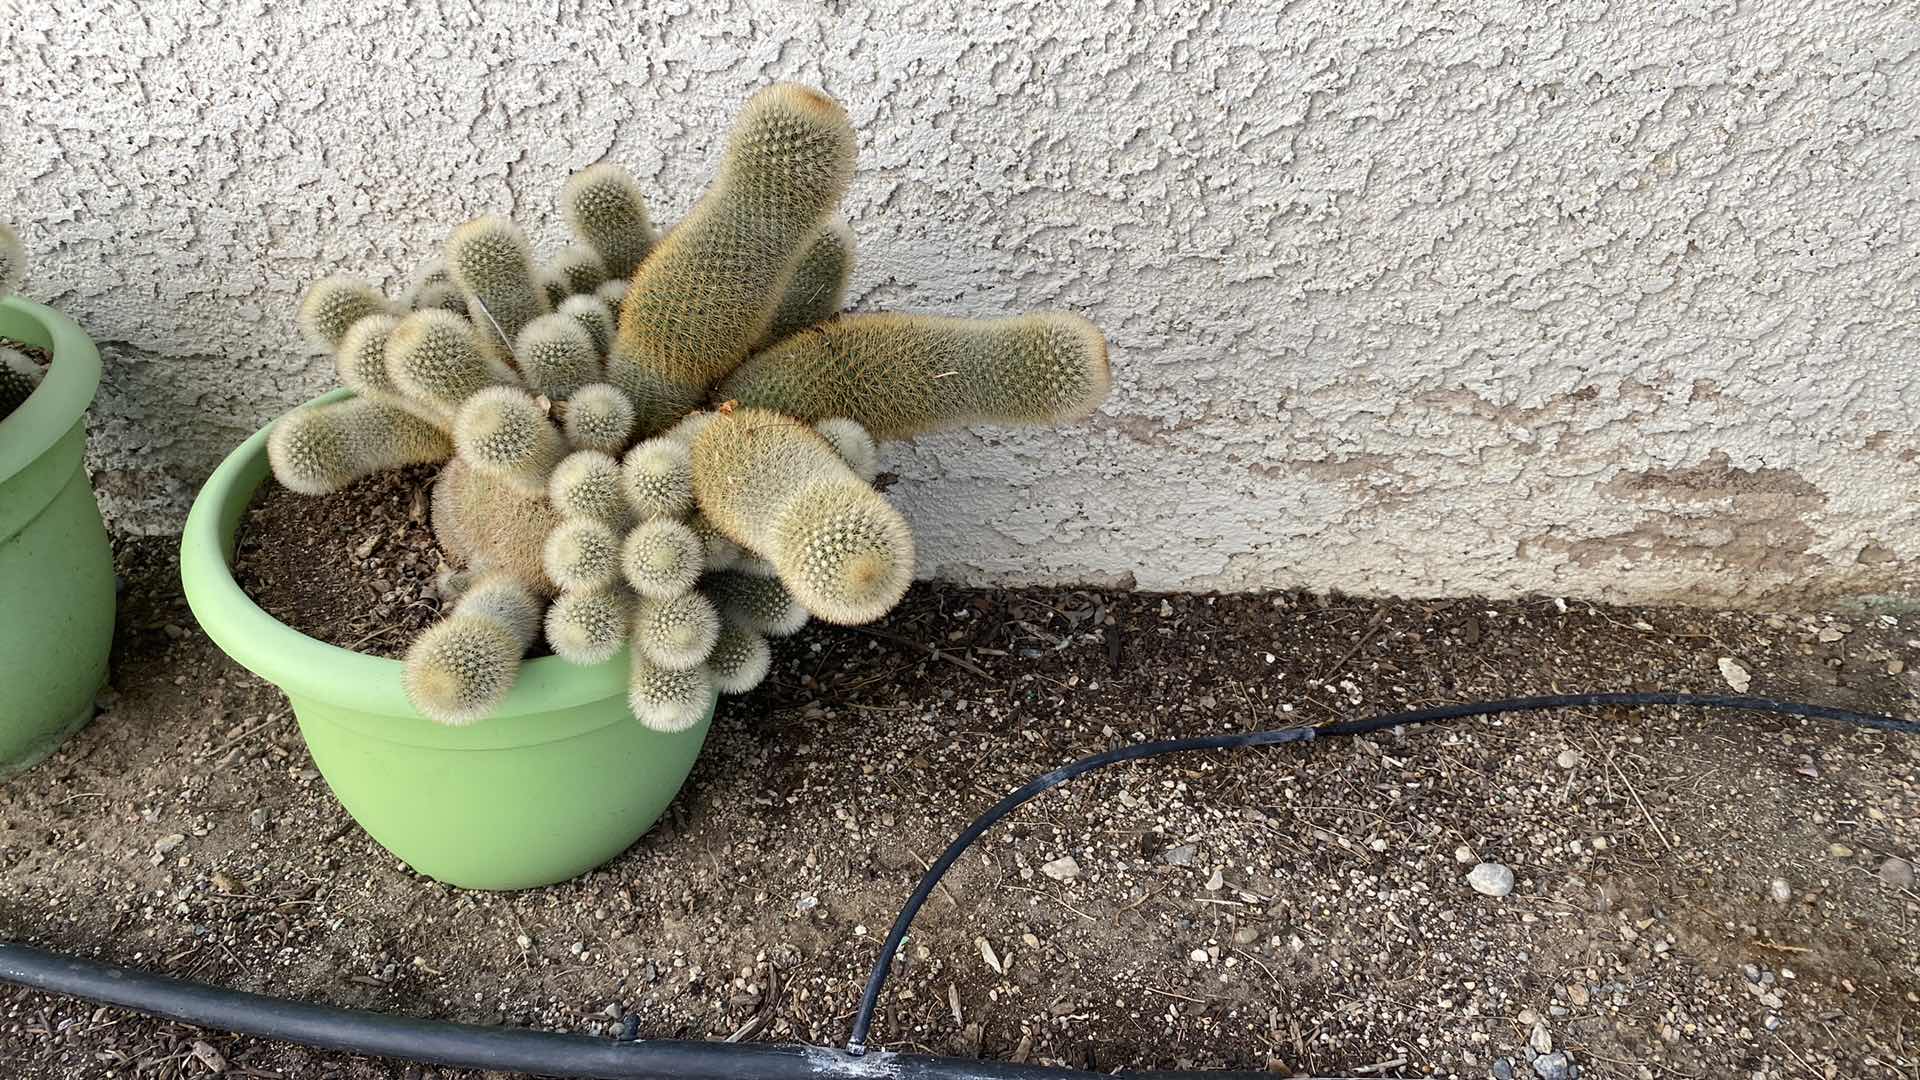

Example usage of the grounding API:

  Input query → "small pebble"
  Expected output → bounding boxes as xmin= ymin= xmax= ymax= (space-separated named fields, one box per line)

xmin=1491 ymin=1058 xmax=1515 ymax=1080
xmin=1532 ymin=1051 xmax=1575 ymax=1080
xmin=1160 ymin=844 xmax=1197 ymax=867
xmin=1880 ymin=856 xmax=1915 ymax=890
xmin=1040 ymin=856 xmax=1082 ymax=882
xmin=1768 ymin=878 xmax=1792 ymax=903
xmin=1530 ymin=1023 xmax=1553 ymax=1054
xmin=1717 ymin=657 xmax=1751 ymax=692
xmin=1467 ymin=862 xmax=1515 ymax=898
xmin=1555 ymin=749 xmax=1580 ymax=769
xmin=1454 ymin=845 xmax=1476 ymax=865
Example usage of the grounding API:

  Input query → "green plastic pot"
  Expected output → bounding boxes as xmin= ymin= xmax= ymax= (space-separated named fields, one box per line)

xmin=179 ymin=389 xmax=712 ymax=890
xmin=0 ymin=298 xmax=116 ymax=777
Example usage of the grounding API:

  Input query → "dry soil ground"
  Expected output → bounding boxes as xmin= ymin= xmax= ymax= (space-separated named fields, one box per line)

xmin=0 ymin=537 xmax=1916 ymax=1080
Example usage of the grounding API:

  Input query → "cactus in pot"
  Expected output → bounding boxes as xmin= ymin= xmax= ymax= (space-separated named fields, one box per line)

xmin=263 ymin=83 xmax=1112 ymax=729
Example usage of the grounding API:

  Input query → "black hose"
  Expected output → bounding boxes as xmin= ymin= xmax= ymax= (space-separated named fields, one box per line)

xmin=843 ymin=691 xmax=1918 ymax=1052
xmin=1 ymin=691 xmax=1911 ymax=1078
xmin=0 ymin=944 xmax=1275 ymax=1079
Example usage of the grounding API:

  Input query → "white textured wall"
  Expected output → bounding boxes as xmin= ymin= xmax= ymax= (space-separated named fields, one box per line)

xmin=3 ymin=1 xmax=1917 ymax=605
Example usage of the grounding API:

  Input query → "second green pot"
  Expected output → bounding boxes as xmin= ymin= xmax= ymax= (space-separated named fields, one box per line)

xmin=179 ymin=390 xmax=712 ymax=890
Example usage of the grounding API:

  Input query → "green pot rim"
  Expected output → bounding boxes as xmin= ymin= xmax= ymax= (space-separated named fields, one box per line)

xmin=0 ymin=297 xmax=101 ymax=482
xmin=180 ymin=388 xmax=639 ymax=751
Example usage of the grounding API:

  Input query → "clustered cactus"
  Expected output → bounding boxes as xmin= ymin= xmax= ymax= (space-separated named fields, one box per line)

xmin=268 ymin=84 xmax=1112 ymax=730
xmin=0 ymin=222 xmax=46 ymax=422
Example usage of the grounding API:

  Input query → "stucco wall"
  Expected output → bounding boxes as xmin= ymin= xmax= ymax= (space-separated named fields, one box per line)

xmin=3 ymin=1 xmax=1916 ymax=605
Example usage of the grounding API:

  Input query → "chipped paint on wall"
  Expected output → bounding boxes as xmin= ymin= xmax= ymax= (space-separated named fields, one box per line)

xmin=2 ymin=0 xmax=1915 ymax=605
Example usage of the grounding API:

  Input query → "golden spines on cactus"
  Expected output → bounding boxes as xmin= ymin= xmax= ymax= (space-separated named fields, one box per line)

xmin=702 ymin=570 xmax=808 ymax=638
xmin=545 ymin=587 xmax=634 ymax=665
xmin=561 ymin=383 xmax=635 ymax=454
xmin=759 ymin=215 xmax=855 ymax=348
xmin=431 ymin=461 xmax=561 ymax=593
xmin=558 ymin=294 xmax=615 ymax=357
xmin=595 ymin=279 xmax=630 ymax=310
xmin=621 ymin=518 xmax=704 ymax=600
xmin=607 ymin=84 xmax=857 ymax=419
xmin=542 ymin=517 xmax=623 ymax=592
xmin=718 ymin=312 xmax=1111 ymax=440
xmin=628 ymin=654 xmax=711 ymax=733
xmin=539 ymin=245 xmax=608 ymax=304
xmin=813 ymin=418 xmax=878 ymax=483
xmin=514 ymin=314 xmax=602 ymax=400
xmin=706 ymin=623 xmax=772 ymax=694
xmin=561 ymin=163 xmax=657 ymax=281
xmin=446 ymin=215 xmax=548 ymax=352
xmin=548 ymin=450 xmax=630 ymax=524
xmin=690 ymin=408 xmax=913 ymax=625
xmin=297 ymin=275 xmax=390 ymax=352
xmin=401 ymin=574 xmax=541 ymax=726
xmin=267 ymin=398 xmax=452 ymax=495
xmin=0 ymin=221 xmax=24 ymax=299
xmin=634 ymin=591 xmax=721 ymax=671
xmin=453 ymin=387 xmax=565 ymax=496
xmin=386 ymin=309 xmax=515 ymax=423
xmin=621 ymin=438 xmax=694 ymax=520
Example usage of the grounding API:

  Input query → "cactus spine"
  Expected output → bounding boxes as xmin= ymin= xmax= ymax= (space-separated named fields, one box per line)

xmin=634 ymin=591 xmax=721 ymax=670
xmin=540 ymin=245 xmax=608 ymax=301
xmin=561 ymin=163 xmax=657 ymax=281
xmin=431 ymin=461 xmax=561 ymax=592
xmin=719 ymin=312 xmax=1110 ymax=440
xmin=813 ymin=418 xmax=879 ymax=483
xmin=548 ymin=450 xmax=630 ymax=524
xmin=546 ymin=587 xmax=634 ymax=665
xmin=707 ymin=623 xmax=772 ymax=694
xmin=402 ymin=575 xmax=542 ymax=726
xmin=297 ymin=276 xmax=389 ymax=352
xmin=690 ymin=408 xmax=913 ymax=624
xmin=514 ymin=314 xmax=602 ymax=399
xmin=268 ymin=398 xmax=452 ymax=495
xmin=703 ymin=570 xmax=808 ymax=638
xmin=607 ymin=84 xmax=856 ymax=428
xmin=760 ymin=216 xmax=855 ymax=347
xmin=386 ymin=309 xmax=515 ymax=423
xmin=628 ymin=654 xmax=711 ymax=733
xmin=559 ymin=383 xmax=635 ymax=454
xmin=558 ymin=294 xmax=615 ymax=357
xmin=452 ymin=387 xmax=565 ymax=495
xmin=446 ymin=215 xmax=548 ymax=352
xmin=621 ymin=518 xmax=704 ymax=600
xmin=620 ymin=438 xmax=695 ymax=521
xmin=542 ymin=517 xmax=623 ymax=592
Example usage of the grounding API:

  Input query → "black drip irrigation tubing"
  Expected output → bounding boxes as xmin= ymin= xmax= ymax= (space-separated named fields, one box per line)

xmin=1 ymin=691 xmax=1913 ymax=1079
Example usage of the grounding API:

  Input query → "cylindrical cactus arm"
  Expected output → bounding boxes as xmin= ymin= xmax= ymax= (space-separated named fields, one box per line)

xmin=634 ymin=590 xmax=721 ymax=671
xmin=706 ymin=622 xmax=772 ymax=694
xmin=813 ymin=418 xmax=879 ymax=483
xmin=296 ymin=276 xmax=390 ymax=353
xmin=546 ymin=587 xmax=634 ymax=666
xmin=561 ymin=163 xmax=657 ymax=281
xmin=514 ymin=314 xmax=602 ymax=400
xmin=621 ymin=437 xmax=695 ymax=521
xmin=716 ymin=312 xmax=1111 ymax=440
xmin=689 ymin=407 xmax=914 ymax=625
xmin=445 ymin=215 xmax=549 ymax=353
xmin=385 ymin=309 xmax=517 ymax=424
xmin=266 ymin=398 xmax=452 ymax=495
xmin=431 ymin=461 xmax=562 ymax=594
xmin=558 ymin=294 xmax=615 ymax=358
xmin=621 ymin=518 xmax=704 ymax=600
xmin=542 ymin=517 xmax=624 ymax=592
xmin=702 ymin=570 xmax=807 ymax=637
xmin=548 ymin=450 xmax=631 ymax=524
xmin=452 ymin=387 xmax=566 ymax=496
xmin=757 ymin=215 xmax=855 ymax=349
xmin=0 ymin=221 xmax=25 ymax=300
xmin=627 ymin=653 xmax=711 ymax=733
xmin=561 ymin=383 xmax=636 ymax=454
xmin=401 ymin=574 xmax=542 ymax=726
xmin=539 ymin=245 xmax=609 ymax=304
xmin=608 ymin=84 xmax=857 ymax=424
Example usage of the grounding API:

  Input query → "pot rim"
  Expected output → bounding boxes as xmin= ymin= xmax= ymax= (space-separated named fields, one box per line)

xmin=0 ymin=297 xmax=101 ymax=483
xmin=179 ymin=388 xmax=641 ymax=750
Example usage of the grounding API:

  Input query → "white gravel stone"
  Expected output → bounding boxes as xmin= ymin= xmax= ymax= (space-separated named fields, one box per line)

xmin=1467 ymin=862 xmax=1515 ymax=897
